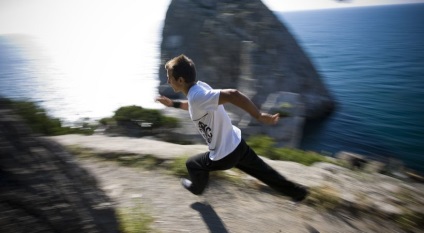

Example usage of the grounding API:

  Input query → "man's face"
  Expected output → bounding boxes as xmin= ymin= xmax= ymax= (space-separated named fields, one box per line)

xmin=167 ymin=69 xmax=182 ymax=93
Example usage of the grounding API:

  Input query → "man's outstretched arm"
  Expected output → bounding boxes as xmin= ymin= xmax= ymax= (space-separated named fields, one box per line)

xmin=155 ymin=96 xmax=189 ymax=110
xmin=219 ymin=89 xmax=279 ymax=125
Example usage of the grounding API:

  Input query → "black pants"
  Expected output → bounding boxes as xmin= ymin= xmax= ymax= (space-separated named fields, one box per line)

xmin=186 ymin=139 xmax=306 ymax=199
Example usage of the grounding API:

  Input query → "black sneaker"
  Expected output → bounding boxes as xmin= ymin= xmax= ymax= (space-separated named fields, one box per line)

xmin=292 ymin=187 xmax=309 ymax=203
xmin=181 ymin=178 xmax=206 ymax=195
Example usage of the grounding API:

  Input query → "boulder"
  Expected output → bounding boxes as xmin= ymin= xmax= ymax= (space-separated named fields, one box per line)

xmin=158 ymin=0 xmax=336 ymax=120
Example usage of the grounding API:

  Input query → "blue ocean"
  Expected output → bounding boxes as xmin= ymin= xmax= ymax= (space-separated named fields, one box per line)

xmin=279 ymin=4 xmax=424 ymax=173
xmin=1 ymin=3 xmax=423 ymax=172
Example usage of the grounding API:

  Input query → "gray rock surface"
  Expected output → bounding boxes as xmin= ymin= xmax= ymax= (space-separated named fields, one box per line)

xmin=50 ymin=134 xmax=208 ymax=160
xmin=50 ymin=134 xmax=424 ymax=232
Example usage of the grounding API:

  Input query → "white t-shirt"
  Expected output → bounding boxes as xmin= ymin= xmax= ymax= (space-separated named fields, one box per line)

xmin=187 ymin=81 xmax=242 ymax=161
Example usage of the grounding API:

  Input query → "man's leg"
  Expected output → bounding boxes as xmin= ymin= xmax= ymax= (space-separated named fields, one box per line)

xmin=185 ymin=152 xmax=211 ymax=195
xmin=184 ymin=142 xmax=244 ymax=195
xmin=235 ymin=140 xmax=308 ymax=201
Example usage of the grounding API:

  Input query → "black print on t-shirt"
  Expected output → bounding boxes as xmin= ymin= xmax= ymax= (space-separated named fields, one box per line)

xmin=198 ymin=121 xmax=212 ymax=143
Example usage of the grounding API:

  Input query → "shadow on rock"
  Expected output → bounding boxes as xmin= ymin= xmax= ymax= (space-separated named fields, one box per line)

xmin=0 ymin=107 xmax=121 ymax=233
xmin=190 ymin=202 xmax=229 ymax=233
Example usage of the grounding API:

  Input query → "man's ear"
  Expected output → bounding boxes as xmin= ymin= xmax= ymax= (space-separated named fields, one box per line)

xmin=177 ymin=77 xmax=184 ymax=84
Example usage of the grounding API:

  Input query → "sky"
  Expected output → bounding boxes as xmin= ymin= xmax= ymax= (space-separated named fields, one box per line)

xmin=0 ymin=0 xmax=171 ymax=36
xmin=262 ymin=0 xmax=424 ymax=11
xmin=1 ymin=0 xmax=424 ymax=35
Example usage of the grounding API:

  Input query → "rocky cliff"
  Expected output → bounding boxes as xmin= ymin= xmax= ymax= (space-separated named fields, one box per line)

xmin=158 ymin=0 xmax=335 ymax=117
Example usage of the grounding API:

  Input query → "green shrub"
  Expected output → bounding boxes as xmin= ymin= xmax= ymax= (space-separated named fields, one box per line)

xmin=247 ymin=135 xmax=279 ymax=159
xmin=113 ymin=105 xmax=179 ymax=128
xmin=273 ymin=148 xmax=332 ymax=166
xmin=114 ymin=105 xmax=160 ymax=122
xmin=161 ymin=115 xmax=179 ymax=128
xmin=99 ymin=117 xmax=115 ymax=126
xmin=247 ymin=135 xmax=334 ymax=166
xmin=1 ymin=98 xmax=93 ymax=136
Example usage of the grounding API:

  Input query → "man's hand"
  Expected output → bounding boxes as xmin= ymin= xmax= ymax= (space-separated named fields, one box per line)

xmin=257 ymin=113 xmax=280 ymax=125
xmin=155 ymin=96 xmax=189 ymax=110
xmin=155 ymin=96 xmax=173 ymax=107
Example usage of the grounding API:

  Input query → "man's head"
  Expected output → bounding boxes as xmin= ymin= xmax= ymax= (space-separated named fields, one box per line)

xmin=165 ymin=54 xmax=196 ymax=93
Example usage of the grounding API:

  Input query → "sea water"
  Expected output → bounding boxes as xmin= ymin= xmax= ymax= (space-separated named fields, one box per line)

xmin=279 ymin=4 xmax=424 ymax=172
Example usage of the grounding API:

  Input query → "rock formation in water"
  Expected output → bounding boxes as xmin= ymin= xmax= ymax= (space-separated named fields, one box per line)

xmin=158 ymin=0 xmax=335 ymax=117
xmin=157 ymin=0 xmax=336 ymax=147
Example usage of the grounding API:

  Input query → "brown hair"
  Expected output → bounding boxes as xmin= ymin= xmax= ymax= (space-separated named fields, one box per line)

xmin=165 ymin=54 xmax=196 ymax=83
